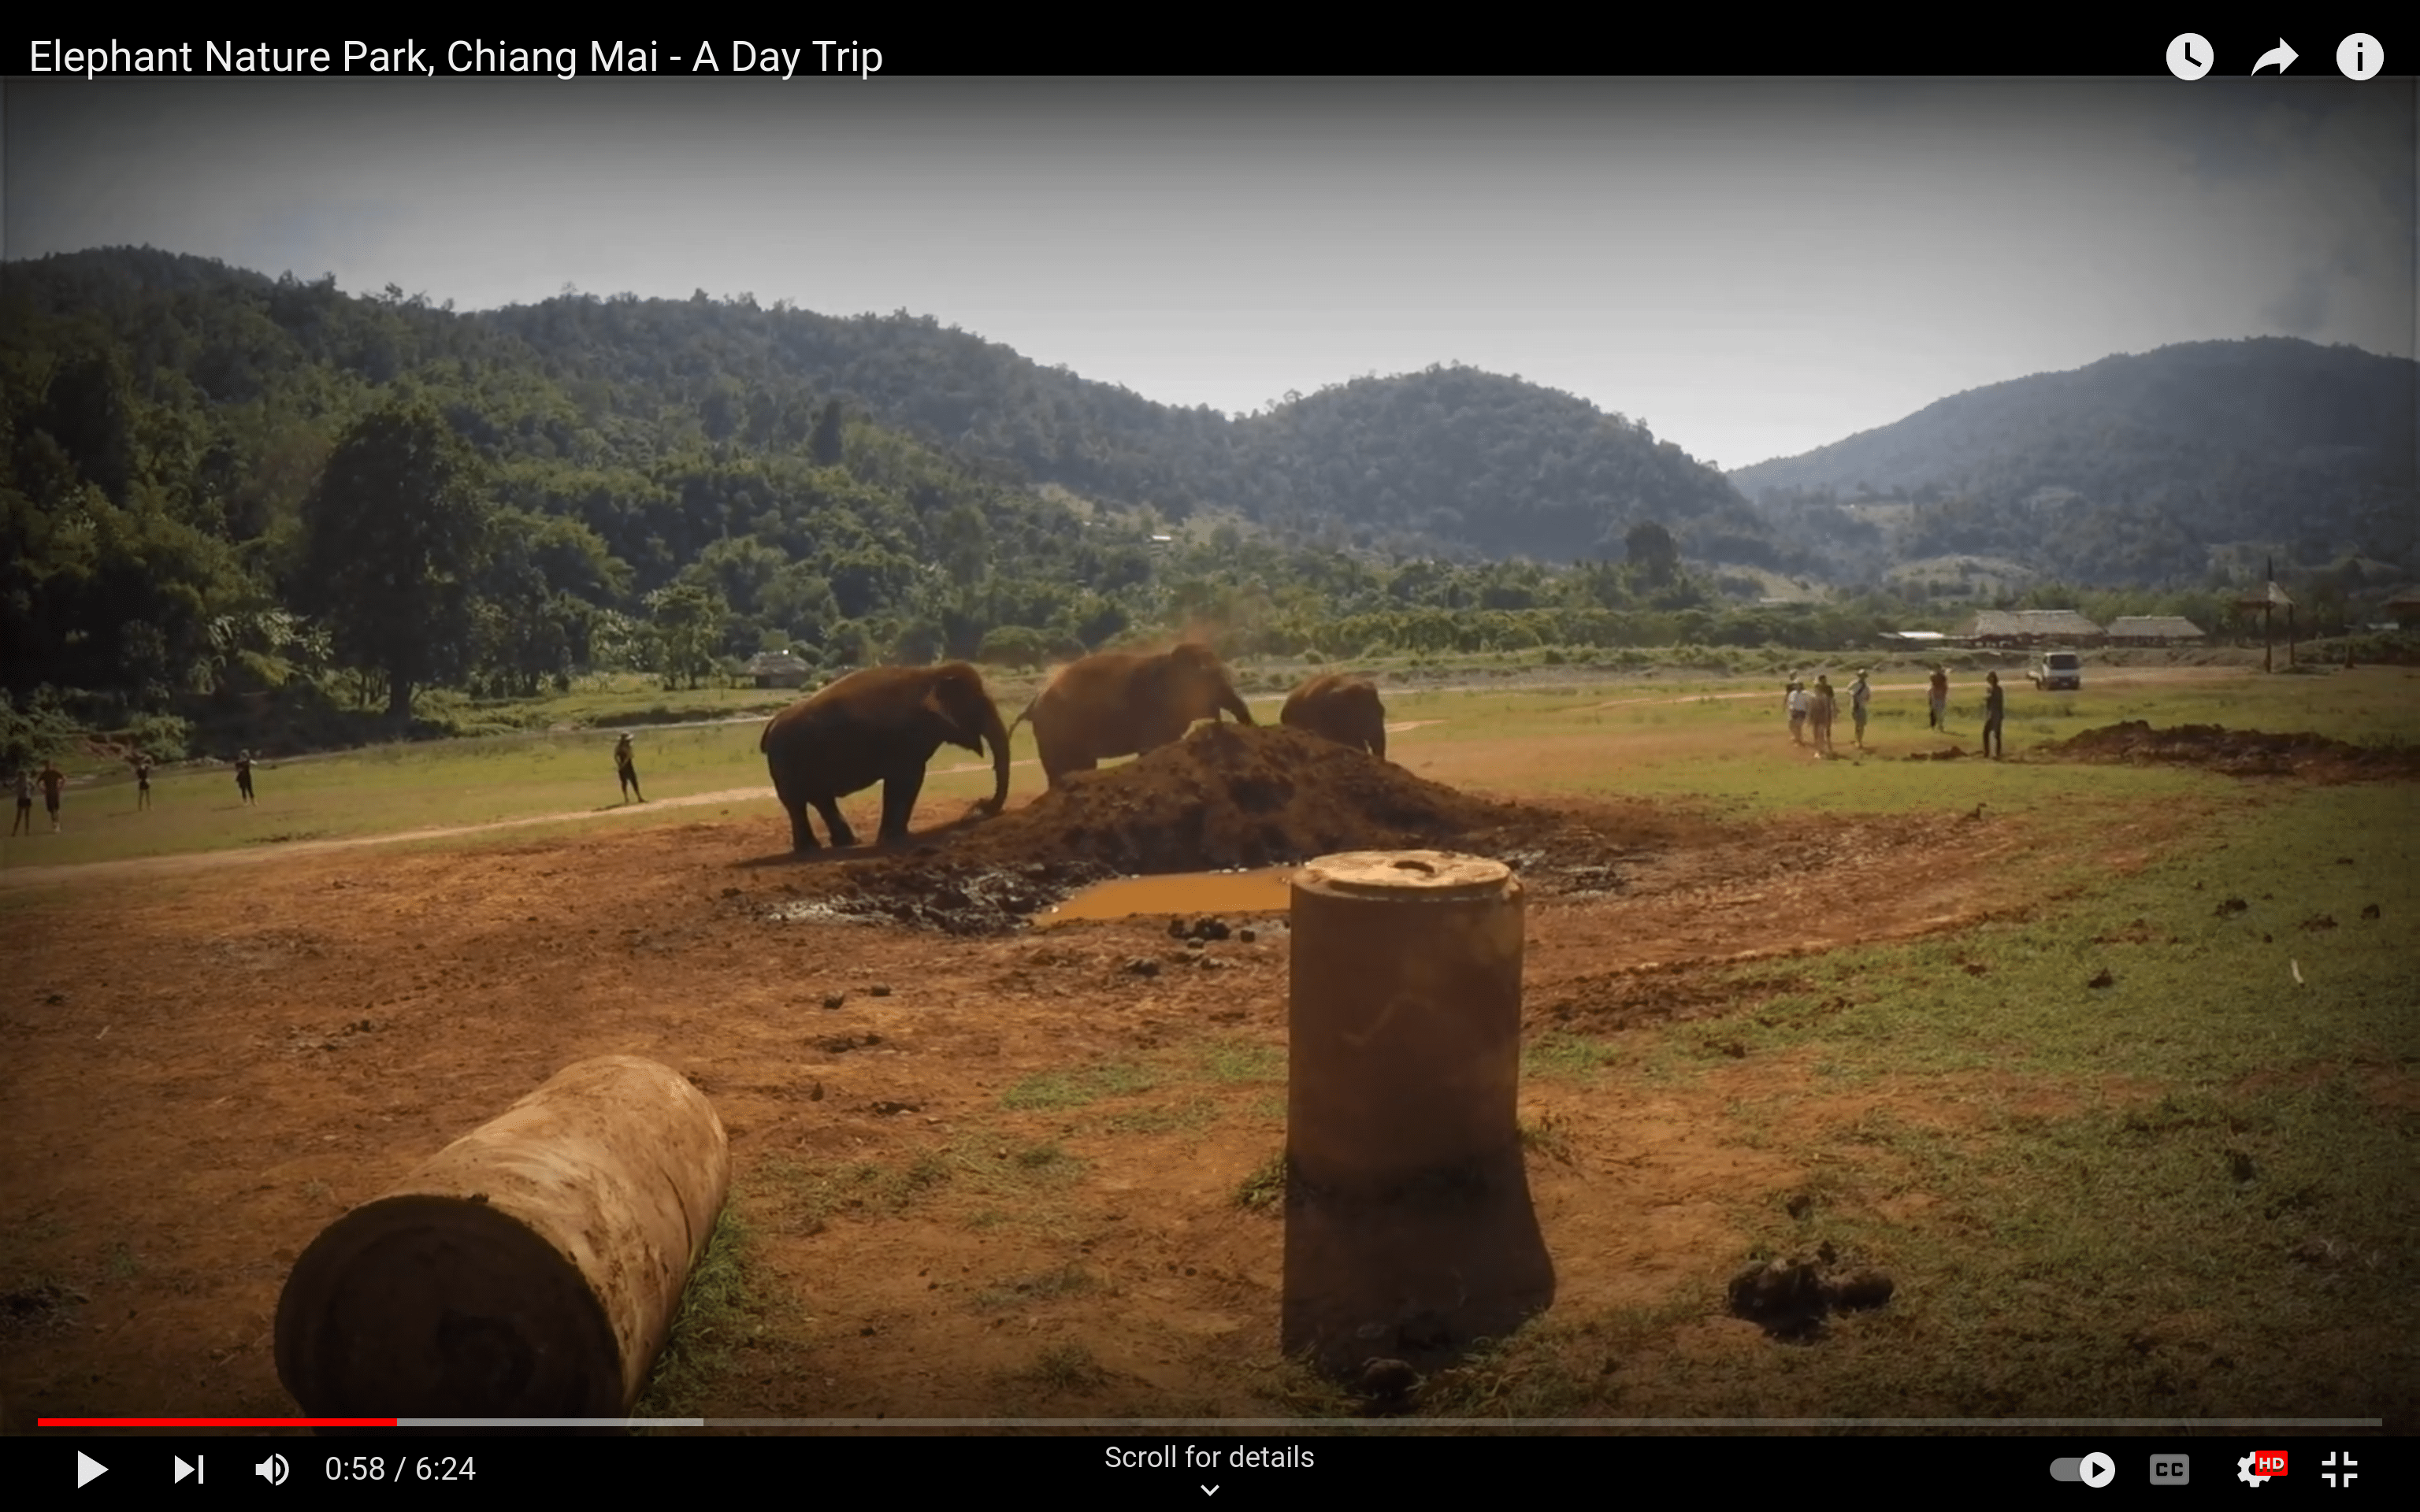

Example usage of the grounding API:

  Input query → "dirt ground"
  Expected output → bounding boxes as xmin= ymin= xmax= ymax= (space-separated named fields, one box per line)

xmin=0 ymin=724 xmax=2259 ymax=1426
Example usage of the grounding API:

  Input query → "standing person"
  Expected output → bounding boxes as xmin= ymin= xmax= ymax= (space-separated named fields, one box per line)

xmin=1785 ymin=680 xmax=1809 ymax=746
xmin=38 ymin=760 xmax=66 ymax=832
xmin=1810 ymin=674 xmax=1838 ymax=758
xmin=235 ymin=749 xmax=256 ymax=805
xmin=1982 ymin=672 xmax=2006 ymax=759
xmin=615 ymin=732 xmax=644 ymax=803
xmin=10 ymin=768 xmax=33 ymax=836
xmin=1928 ymin=666 xmax=1949 ymax=730
xmin=133 ymin=753 xmax=153 ymax=810
xmin=1850 ymin=669 xmax=1873 ymax=750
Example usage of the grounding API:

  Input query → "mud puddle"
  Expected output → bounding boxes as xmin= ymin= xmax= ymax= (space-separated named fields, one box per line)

xmin=1037 ymin=867 xmax=1297 ymax=925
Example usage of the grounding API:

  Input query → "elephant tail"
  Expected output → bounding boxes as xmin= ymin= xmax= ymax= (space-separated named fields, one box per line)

xmin=1007 ymin=698 xmax=1037 ymax=737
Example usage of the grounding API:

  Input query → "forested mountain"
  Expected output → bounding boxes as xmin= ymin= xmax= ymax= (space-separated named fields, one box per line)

xmin=473 ymin=296 xmax=1758 ymax=563
xmin=1729 ymin=339 xmax=2418 ymax=586
xmin=5 ymin=246 xmax=2413 ymax=761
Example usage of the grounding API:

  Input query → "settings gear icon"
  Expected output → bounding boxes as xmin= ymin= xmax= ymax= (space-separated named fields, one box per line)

xmin=2237 ymin=1452 xmax=2273 ymax=1487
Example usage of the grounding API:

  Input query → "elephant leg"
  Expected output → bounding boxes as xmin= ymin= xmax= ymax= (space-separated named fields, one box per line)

xmin=813 ymin=796 xmax=857 ymax=848
xmin=783 ymin=799 xmax=820 ymax=852
xmin=878 ymin=765 xmax=926 ymax=842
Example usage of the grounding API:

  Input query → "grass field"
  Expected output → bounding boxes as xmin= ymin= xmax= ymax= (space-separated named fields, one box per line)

xmin=11 ymin=662 xmax=2409 ymax=875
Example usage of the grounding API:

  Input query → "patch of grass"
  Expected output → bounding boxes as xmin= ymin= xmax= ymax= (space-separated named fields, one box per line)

xmin=748 ymin=1147 xmax=957 ymax=1232
xmin=1249 ymin=1354 xmax=1362 ymax=1417
xmin=1000 ymin=1341 xmax=1110 ymax=1392
xmin=1518 ymin=1110 xmax=1577 ymax=1165
xmin=104 ymin=1243 xmax=141 ymax=1281
xmin=1198 ymin=1040 xmax=1284 ymax=1083
xmin=633 ymin=1205 xmax=764 ymax=1421
xmin=1524 ymin=1031 xmax=1624 ymax=1081
xmin=1234 ymin=1151 xmax=1287 ymax=1212
xmin=1000 ymin=1062 xmax=1156 ymax=1110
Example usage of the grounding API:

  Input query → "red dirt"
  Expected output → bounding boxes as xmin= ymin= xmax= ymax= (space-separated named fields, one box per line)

xmin=0 ymin=724 xmax=2206 ymax=1426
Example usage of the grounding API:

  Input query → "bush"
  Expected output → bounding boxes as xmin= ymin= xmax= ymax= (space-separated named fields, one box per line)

xmin=1 ymin=689 xmax=80 ymax=773
xmin=122 ymin=712 xmax=195 ymax=761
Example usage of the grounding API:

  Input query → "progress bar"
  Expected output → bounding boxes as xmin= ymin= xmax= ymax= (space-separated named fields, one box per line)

xmin=40 ymin=1417 xmax=2385 ymax=1429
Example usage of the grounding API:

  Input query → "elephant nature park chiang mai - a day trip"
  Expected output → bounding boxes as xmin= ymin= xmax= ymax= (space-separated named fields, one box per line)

xmin=2 ymin=255 xmax=2418 ymax=1451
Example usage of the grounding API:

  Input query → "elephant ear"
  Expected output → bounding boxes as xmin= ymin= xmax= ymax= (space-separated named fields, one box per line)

xmin=924 ymin=682 xmax=988 ymax=744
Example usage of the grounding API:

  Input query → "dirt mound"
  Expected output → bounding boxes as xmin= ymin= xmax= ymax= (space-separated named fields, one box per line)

xmin=2040 ymin=721 xmax=2420 ymax=781
xmin=804 ymin=723 xmax=1683 ymax=932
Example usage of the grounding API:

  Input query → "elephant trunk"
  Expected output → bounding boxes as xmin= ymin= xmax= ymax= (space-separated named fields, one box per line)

xmin=978 ymin=699 xmax=1013 ymax=814
xmin=1222 ymin=684 xmax=1256 ymax=727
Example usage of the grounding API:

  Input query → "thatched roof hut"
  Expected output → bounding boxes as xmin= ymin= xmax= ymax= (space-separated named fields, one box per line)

xmin=1966 ymin=609 xmax=2104 ymax=647
xmin=2105 ymin=616 xmax=2207 ymax=645
xmin=745 ymin=650 xmax=815 ymax=688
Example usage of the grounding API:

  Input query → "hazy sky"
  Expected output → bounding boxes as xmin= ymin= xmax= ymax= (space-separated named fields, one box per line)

xmin=5 ymin=76 xmax=2413 ymax=472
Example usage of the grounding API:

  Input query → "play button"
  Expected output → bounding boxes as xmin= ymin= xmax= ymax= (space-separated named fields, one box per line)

xmin=77 ymin=1452 xmax=108 ymax=1488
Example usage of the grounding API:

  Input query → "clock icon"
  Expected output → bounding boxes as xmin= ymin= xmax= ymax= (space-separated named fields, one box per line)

xmin=2168 ymin=33 xmax=2214 ymax=80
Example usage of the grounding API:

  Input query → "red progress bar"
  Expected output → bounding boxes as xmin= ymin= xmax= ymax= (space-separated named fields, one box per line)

xmin=40 ymin=1418 xmax=400 ymax=1427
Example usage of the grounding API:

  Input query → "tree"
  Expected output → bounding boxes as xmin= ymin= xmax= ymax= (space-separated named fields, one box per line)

xmin=647 ymin=581 xmax=726 ymax=689
xmin=810 ymin=399 xmax=847 ymax=466
xmin=293 ymin=402 xmax=491 ymax=725
xmin=1624 ymin=519 xmax=1681 ymax=588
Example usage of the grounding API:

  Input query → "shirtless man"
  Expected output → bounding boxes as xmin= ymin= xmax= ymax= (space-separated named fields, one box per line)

xmin=615 ymin=733 xmax=644 ymax=803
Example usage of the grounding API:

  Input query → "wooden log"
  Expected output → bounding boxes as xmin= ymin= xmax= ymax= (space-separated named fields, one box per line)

xmin=276 ymin=1056 xmax=729 ymax=1421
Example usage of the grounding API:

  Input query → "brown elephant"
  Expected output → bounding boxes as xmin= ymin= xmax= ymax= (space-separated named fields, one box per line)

xmin=1280 ymin=673 xmax=1386 ymax=759
xmin=759 ymin=662 xmax=1011 ymax=851
xmin=1014 ymin=643 xmax=1254 ymax=788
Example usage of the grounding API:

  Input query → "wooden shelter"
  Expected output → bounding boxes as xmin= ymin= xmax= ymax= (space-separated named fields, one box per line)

xmin=2104 ymin=616 xmax=2208 ymax=647
xmin=2233 ymin=568 xmax=2294 ymax=671
xmin=744 ymin=650 xmax=815 ymax=689
xmin=1965 ymin=610 xmax=2105 ymax=647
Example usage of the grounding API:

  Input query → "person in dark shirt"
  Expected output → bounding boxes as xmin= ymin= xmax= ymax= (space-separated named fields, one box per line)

xmin=38 ymin=761 xmax=66 ymax=832
xmin=236 ymin=750 xmax=256 ymax=805
xmin=1982 ymin=673 xmax=2006 ymax=759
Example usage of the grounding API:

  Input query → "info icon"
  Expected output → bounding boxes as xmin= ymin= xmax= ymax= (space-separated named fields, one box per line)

xmin=2167 ymin=34 xmax=2215 ymax=80
xmin=2149 ymin=1454 xmax=2189 ymax=1486
xmin=2337 ymin=34 xmax=2383 ymax=80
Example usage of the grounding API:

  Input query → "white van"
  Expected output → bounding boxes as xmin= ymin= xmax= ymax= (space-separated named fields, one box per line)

xmin=2029 ymin=650 xmax=2083 ymax=691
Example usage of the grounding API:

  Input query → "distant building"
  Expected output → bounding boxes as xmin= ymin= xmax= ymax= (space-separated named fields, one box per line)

xmin=745 ymin=650 xmax=815 ymax=688
xmin=2104 ymin=616 xmax=2207 ymax=647
xmin=2382 ymin=595 xmax=2420 ymax=630
xmin=1965 ymin=610 xmax=2105 ymax=647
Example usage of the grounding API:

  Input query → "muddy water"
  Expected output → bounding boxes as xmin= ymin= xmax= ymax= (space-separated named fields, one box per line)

xmin=1038 ymin=867 xmax=1297 ymax=925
